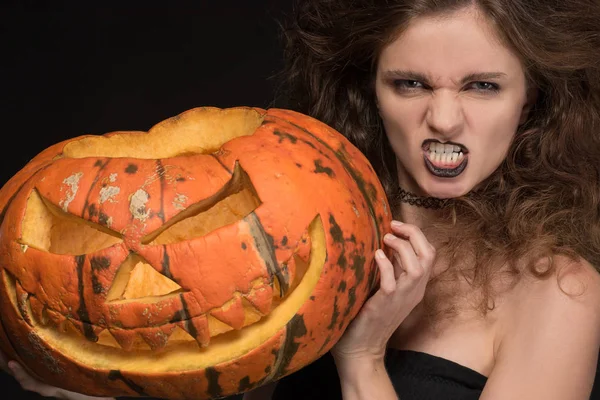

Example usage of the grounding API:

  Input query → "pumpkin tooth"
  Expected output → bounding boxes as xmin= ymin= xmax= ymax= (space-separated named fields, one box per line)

xmin=96 ymin=329 xmax=122 ymax=349
xmin=28 ymin=295 xmax=49 ymax=326
xmin=243 ymin=280 xmax=273 ymax=315
xmin=208 ymin=294 xmax=245 ymax=330
xmin=241 ymin=298 xmax=263 ymax=326
xmin=177 ymin=314 xmax=210 ymax=348
xmin=109 ymin=328 xmax=152 ymax=351
xmin=138 ymin=325 xmax=178 ymax=350
xmin=14 ymin=282 xmax=33 ymax=326
xmin=207 ymin=314 xmax=234 ymax=337
xmin=66 ymin=318 xmax=103 ymax=342
xmin=167 ymin=325 xmax=197 ymax=344
xmin=45 ymin=307 xmax=67 ymax=329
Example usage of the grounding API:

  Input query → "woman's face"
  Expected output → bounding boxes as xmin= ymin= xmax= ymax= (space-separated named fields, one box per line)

xmin=375 ymin=7 xmax=532 ymax=198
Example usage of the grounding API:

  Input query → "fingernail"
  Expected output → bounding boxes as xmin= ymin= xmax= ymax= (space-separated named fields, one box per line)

xmin=384 ymin=233 xmax=395 ymax=242
xmin=391 ymin=220 xmax=404 ymax=227
xmin=375 ymin=249 xmax=386 ymax=259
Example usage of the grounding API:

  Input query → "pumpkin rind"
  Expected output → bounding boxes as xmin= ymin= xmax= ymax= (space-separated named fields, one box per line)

xmin=0 ymin=107 xmax=391 ymax=399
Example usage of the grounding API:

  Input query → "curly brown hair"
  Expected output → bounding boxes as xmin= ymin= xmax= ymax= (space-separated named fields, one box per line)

xmin=274 ymin=0 xmax=600 ymax=314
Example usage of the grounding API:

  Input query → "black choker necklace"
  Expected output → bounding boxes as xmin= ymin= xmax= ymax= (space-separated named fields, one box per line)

xmin=396 ymin=187 xmax=450 ymax=210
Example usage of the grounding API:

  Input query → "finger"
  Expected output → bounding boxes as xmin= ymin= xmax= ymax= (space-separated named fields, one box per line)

xmin=390 ymin=236 xmax=426 ymax=281
xmin=384 ymin=233 xmax=430 ymax=282
xmin=375 ymin=249 xmax=396 ymax=294
xmin=390 ymin=221 xmax=436 ymax=264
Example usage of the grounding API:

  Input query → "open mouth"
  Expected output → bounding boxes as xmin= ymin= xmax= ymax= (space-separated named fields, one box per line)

xmin=422 ymin=140 xmax=469 ymax=178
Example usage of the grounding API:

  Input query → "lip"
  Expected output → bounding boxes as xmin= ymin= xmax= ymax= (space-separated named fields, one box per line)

xmin=423 ymin=155 xmax=468 ymax=178
xmin=421 ymin=139 xmax=469 ymax=154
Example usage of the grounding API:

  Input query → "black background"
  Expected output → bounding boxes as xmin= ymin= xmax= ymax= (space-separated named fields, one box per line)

xmin=1 ymin=1 xmax=292 ymax=399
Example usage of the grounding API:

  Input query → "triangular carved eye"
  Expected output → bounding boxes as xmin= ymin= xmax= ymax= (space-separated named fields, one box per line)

xmin=20 ymin=190 xmax=122 ymax=255
xmin=106 ymin=254 xmax=183 ymax=303
xmin=143 ymin=162 xmax=261 ymax=245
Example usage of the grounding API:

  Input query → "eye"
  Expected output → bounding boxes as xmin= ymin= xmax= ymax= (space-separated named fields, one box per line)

xmin=393 ymin=79 xmax=426 ymax=92
xmin=20 ymin=190 xmax=122 ymax=255
xmin=142 ymin=162 xmax=261 ymax=246
xmin=466 ymin=81 xmax=499 ymax=92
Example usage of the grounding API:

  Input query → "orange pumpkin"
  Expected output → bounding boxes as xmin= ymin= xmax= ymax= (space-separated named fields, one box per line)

xmin=0 ymin=107 xmax=391 ymax=399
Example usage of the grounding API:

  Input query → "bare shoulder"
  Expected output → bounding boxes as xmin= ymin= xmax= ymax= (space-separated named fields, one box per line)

xmin=529 ymin=255 xmax=600 ymax=312
xmin=503 ymin=254 xmax=600 ymax=336
xmin=483 ymin=255 xmax=600 ymax=399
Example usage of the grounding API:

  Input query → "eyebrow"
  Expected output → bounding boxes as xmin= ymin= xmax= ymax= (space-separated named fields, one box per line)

xmin=380 ymin=69 xmax=508 ymax=84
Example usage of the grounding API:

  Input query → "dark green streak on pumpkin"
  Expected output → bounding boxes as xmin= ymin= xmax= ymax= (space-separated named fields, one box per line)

xmin=286 ymin=121 xmax=383 ymax=243
xmin=337 ymin=252 xmax=348 ymax=269
xmin=273 ymin=130 xmax=298 ymax=144
xmin=329 ymin=214 xmax=344 ymax=244
xmin=301 ymin=139 xmax=317 ymax=150
xmin=318 ymin=335 xmax=332 ymax=355
xmin=124 ymin=164 xmax=138 ymax=174
xmin=241 ymin=242 xmax=247 ymax=250
xmin=161 ymin=246 xmax=173 ymax=279
xmin=205 ymin=367 xmax=223 ymax=398
xmin=81 ymin=159 xmax=110 ymax=219
xmin=343 ymin=287 xmax=357 ymax=318
xmin=180 ymin=295 xmax=197 ymax=338
xmin=211 ymin=154 xmax=233 ymax=175
xmin=108 ymin=370 xmax=148 ymax=396
xmin=155 ymin=160 xmax=166 ymax=223
xmin=75 ymin=255 xmax=97 ymax=341
xmin=246 ymin=212 xmax=289 ymax=297
xmin=270 ymin=314 xmax=308 ymax=380
xmin=338 ymin=280 xmax=347 ymax=293
xmin=87 ymin=203 xmax=98 ymax=217
xmin=90 ymin=257 xmax=110 ymax=295
xmin=238 ymin=376 xmax=253 ymax=392
xmin=327 ymin=297 xmax=340 ymax=330
xmin=351 ymin=253 xmax=366 ymax=284
xmin=281 ymin=236 xmax=288 ymax=246
xmin=98 ymin=212 xmax=110 ymax=227
xmin=313 ymin=160 xmax=334 ymax=178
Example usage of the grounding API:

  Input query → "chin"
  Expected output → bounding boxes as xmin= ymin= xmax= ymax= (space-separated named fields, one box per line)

xmin=418 ymin=178 xmax=473 ymax=199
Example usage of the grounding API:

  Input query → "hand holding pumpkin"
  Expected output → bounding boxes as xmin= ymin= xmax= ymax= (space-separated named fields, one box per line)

xmin=331 ymin=221 xmax=435 ymax=367
xmin=0 ymin=349 xmax=115 ymax=400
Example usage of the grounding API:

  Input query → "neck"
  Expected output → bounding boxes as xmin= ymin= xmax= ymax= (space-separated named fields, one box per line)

xmin=396 ymin=201 xmax=442 ymax=230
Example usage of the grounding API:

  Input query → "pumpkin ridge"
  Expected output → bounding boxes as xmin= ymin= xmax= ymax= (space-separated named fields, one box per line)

xmin=245 ymin=211 xmax=289 ymax=298
xmin=275 ymin=117 xmax=383 ymax=244
xmin=80 ymin=158 xmax=111 ymax=219
xmin=155 ymin=160 xmax=167 ymax=223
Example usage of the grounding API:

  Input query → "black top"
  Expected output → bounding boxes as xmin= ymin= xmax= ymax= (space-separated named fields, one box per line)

xmin=272 ymin=350 xmax=487 ymax=400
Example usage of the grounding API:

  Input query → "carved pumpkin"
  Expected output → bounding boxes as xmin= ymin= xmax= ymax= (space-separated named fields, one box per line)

xmin=0 ymin=107 xmax=391 ymax=399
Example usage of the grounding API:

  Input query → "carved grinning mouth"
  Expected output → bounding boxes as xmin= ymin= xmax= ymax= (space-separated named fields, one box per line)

xmin=1 ymin=213 xmax=325 ymax=372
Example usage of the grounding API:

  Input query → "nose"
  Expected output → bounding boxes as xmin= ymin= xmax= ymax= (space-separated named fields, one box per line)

xmin=425 ymin=90 xmax=464 ymax=137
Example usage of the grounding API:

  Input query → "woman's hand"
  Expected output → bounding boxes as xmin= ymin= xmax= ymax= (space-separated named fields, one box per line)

xmin=330 ymin=221 xmax=435 ymax=399
xmin=332 ymin=220 xmax=435 ymax=366
xmin=0 ymin=349 xmax=115 ymax=400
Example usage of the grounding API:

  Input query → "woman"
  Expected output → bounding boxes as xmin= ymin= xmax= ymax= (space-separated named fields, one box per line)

xmin=4 ymin=0 xmax=600 ymax=399
xmin=262 ymin=0 xmax=600 ymax=399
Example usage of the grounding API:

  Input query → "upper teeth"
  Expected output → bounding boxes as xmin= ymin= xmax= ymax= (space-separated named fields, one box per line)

xmin=430 ymin=143 xmax=461 ymax=154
